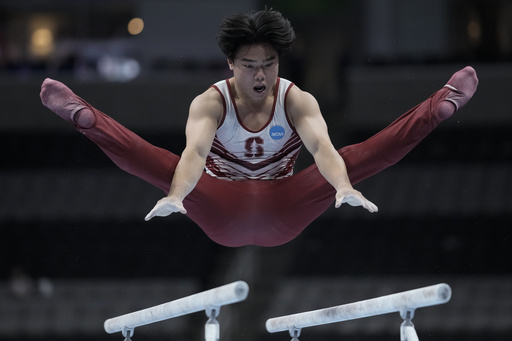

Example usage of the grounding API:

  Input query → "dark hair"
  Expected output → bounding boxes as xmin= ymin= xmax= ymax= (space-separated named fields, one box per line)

xmin=216 ymin=8 xmax=295 ymax=61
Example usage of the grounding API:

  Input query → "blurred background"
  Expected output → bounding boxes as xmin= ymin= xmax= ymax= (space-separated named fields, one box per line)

xmin=0 ymin=0 xmax=511 ymax=340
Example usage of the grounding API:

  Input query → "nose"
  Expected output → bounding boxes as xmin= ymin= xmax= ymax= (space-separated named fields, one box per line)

xmin=255 ymin=67 xmax=265 ymax=81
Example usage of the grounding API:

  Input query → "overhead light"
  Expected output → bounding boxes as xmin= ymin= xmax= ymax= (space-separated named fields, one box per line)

xmin=128 ymin=17 xmax=144 ymax=35
xmin=29 ymin=16 xmax=55 ymax=58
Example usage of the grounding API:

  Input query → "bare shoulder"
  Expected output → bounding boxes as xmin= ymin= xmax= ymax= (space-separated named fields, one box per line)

xmin=184 ymin=87 xmax=223 ymax=150
xmin=286 ymin=84 xmax=321 ymax=122
xmin=189 ymin=86 xmax=224 ymax=123
xmin=194 ymin=86 xmax=224 ymax=104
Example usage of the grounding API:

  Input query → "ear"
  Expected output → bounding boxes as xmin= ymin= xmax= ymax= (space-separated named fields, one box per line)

xmin=227 ymin=58 xmax=234 ymax=70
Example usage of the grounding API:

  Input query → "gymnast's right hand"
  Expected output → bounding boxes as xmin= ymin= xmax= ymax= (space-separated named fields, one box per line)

xmin=145 ymin=196 xmax=187 ymax=221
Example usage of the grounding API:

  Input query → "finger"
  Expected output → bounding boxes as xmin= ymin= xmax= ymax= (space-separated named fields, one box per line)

xmin=145 ymin=202 xmax=164 ymax=221
xmin=364 ymin=200 xmax=379 ymax=213
xmin=145 ymin=209 xmax=156 ymax=221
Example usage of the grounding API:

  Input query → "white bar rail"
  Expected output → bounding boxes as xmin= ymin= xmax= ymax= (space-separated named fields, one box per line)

xmin=104 ymin=280 xmax=249 ymax=334
xmin=266 ymin=283 xmax=451 ymax=334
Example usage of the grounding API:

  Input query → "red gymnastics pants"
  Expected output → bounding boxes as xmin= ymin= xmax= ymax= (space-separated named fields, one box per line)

xmin=75 ymin=87 xmax=451 ymax=247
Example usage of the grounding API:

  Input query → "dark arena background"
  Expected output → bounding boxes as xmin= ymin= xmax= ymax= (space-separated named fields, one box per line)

xmin=1 ymin=1 xmax=511 ymax=341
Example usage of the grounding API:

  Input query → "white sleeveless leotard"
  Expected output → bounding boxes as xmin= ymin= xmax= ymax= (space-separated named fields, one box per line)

xmin=206 ymin=78 xmax=302 ymax=180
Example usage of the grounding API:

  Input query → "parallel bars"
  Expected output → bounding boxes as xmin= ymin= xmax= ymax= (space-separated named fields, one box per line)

xmin=266 ymin=283 xmax=451 ymax=338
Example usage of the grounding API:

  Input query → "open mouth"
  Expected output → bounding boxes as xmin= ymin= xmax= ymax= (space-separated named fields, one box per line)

xmin=254 ymin=85 xmax=266 ymax=93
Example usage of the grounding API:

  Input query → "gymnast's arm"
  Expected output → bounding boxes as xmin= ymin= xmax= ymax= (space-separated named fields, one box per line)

xmin=286 ymin=86 xmax=378 ymax=213
xmin=145 ymin=88 xmax=222 ymax=220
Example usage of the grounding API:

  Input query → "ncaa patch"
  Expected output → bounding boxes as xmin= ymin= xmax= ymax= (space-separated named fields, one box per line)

xmin=269 ymin=125 xmax=285 ymax=140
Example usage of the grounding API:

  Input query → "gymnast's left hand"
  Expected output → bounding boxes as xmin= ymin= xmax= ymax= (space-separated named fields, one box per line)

xmin=145 ymin=196 xmax=187 ymax=221
xmin=335 ymin=189 xmax=378 ymax=213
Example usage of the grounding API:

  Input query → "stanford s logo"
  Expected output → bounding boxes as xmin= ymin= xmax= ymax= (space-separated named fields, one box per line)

xmin=244 ymin=137 xmax=264 ymax=157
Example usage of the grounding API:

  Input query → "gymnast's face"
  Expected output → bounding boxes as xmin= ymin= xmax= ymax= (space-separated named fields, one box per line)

xmin=228 ymin=44 xmax=279 ymax=100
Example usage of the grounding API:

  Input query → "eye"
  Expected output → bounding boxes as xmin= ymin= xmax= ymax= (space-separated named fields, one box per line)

xmin=244 ymin=64 xmax=255 ymax=69
xmin=265 ymin=63 xmax=274 ymax=68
